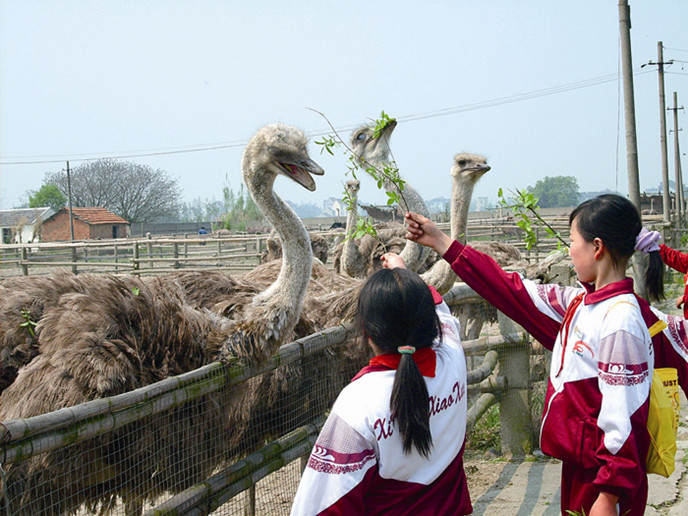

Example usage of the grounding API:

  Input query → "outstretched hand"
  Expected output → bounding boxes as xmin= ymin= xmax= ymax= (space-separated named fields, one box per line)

xmin=381 ymin=253 xmax=407 ymax=270
xmin=676 ymin=294 xmax=684 ymax=311
xmin=404 ymin=212 xmax=453 ymax=256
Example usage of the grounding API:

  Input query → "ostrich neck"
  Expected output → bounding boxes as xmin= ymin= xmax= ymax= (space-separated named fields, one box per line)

xmin=248 ymin=171 xmax=312 ymax=331
xmin=451 ymin=178 xmax=475 ymax=245
xmin=342 ymin=190 xmax=361 ymax=270
xmin=420 ymin=176 xmax=476 ymax=294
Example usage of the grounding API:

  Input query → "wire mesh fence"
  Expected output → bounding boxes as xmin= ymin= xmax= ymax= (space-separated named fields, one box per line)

xmin=0 ymin=290 xmax=536 ymax=516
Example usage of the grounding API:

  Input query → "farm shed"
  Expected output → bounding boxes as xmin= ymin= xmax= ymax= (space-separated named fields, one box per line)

xmin=41 ymin=207 xmax=130 ymax=241
xmin=0 ymin=207 xmax=54 ymax=244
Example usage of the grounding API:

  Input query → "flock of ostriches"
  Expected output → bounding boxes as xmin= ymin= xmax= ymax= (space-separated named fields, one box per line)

xmin=0 ymin=121 xmax=542 ymax=515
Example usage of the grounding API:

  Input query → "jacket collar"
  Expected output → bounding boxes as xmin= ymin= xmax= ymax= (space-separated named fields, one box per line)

xmin=579 ymin=277 xmax=635 ymax=305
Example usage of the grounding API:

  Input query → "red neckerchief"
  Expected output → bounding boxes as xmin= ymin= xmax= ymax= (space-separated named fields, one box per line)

xmin=368 ymin=347 xmax=437 ymax=378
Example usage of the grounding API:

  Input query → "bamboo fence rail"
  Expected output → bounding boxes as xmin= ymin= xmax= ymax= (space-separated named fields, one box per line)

xmin=0 ymin=279 xmax=534 ymax=515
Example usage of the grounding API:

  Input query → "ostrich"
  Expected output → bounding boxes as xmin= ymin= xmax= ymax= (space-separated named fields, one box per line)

xmin=349 ymin=119 xmax=433 ymax=272
xmin=259 ymin=229 xmax=329 ymax=265
xmin=0 ymin=123 xmax=325 ymax=515
xmin=420 ymin=153 xmax=491 ymax=295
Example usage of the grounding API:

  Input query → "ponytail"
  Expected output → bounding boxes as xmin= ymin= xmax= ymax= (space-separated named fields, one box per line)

xmin=357 ymin=268 xmax=441 ymax=457
xmin=391 ymin=348 xmax=432 ymax=457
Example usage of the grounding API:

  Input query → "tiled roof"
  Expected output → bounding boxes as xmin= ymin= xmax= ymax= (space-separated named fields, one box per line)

xmin=0 ymin=207 xmax=55 ymax=227
xmin=48 ymin=207 xmax=130 ymax=225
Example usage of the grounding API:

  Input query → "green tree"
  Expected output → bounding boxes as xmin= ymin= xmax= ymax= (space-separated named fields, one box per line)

xmin=43 ymin=158 xmax=182 ymax=223
xmin=528 ymin=175 xmax=579 ymax=208
xmin=28 ymin=184 xmax=66 ymax=211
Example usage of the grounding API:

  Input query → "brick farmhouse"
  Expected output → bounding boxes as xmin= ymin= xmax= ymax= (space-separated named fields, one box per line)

xmin=42 ymin=208 xmax=130 ymax=241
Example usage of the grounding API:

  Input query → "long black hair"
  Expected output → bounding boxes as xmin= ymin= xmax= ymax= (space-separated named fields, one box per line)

xmin=356 ymin=267 xmax=442 ymax=457
xmin=569 ymin=194 xmax=664 ymax=302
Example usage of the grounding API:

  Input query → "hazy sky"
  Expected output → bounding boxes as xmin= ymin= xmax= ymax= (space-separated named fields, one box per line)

xmin=1 ymin=1 xmax=687 ymax=212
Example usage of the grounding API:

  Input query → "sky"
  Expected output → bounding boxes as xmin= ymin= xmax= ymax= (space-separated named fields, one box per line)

xmin=1 ymin=1 xmax=687 ymax=214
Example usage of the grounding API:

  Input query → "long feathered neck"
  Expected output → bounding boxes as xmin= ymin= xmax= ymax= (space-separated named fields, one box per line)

xmin=244 ymin=162 xmax=312 ymax=347
xmin=342 ymin=187 xmax=364 ymax=276
xmin=420 ymin=173 xmax=477 ymax=294
xmin=451 ymin=174 xmax=475 ymax=245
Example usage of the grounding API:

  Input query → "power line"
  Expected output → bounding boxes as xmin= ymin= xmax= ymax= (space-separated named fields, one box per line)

xmin=0 ymin=67 xmax=654 ymax=166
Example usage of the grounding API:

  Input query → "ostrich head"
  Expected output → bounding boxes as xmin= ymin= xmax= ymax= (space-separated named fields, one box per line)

xmin=350 ymin=119 xmax=397 ymax=169
xmin=242 ymin=123 xmax=324 ymax=192
xmin=345 ymin=178 xmax=360 ymax=195
xmin=450 ymin=152 xmax=491 ymax=183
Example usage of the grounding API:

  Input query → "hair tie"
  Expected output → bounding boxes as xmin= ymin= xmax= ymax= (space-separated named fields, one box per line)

xmin=397 ymin=345 xmax=416 ymax=355
xmin=635 ymin=227 xmax=661 ymax=254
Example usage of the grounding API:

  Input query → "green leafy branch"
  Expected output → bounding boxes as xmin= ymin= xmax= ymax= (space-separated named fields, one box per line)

xmin=309 ymin=108 xmax=406 ymax=249
xmin=20 ymin=308 xmax=37 ymax=337
xmin=497 ymin=188 xmax=568 ymax=251
xmin=309 ymin=108 xmax=407 ymax=208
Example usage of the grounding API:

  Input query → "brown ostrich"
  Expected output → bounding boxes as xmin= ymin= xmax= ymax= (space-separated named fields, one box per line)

xmin=0 ymin=123 xmax=325 ymax=515
xmin=259 ymin=229 xmax=329 ymax=265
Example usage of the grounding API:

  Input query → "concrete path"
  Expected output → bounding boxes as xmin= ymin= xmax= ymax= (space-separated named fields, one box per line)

xmin=467 ymin=390 xmax=688 ymax=516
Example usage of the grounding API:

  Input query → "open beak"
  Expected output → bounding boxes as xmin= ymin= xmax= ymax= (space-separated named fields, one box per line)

xmin=276 ymin=158 xmax=325 ymax=192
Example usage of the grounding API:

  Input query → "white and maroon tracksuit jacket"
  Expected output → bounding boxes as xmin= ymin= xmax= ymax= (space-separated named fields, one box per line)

xmin=443 ymin=240 xmax=652 ymax=513
xmin=290 ymin=293 xmax=471 ymax=516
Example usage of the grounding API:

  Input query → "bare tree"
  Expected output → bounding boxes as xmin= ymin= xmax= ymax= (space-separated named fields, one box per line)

xmin=45 ymin=159 xmax=182 ymax=223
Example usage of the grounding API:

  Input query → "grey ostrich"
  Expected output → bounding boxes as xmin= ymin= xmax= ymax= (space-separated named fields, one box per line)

xmin=349 ymin=120 xmax=433 ymax=272
xmin=0 ymin=123 xmax=325 ymax=515
xmin=420 ymin=152 xmax=491 ymax=295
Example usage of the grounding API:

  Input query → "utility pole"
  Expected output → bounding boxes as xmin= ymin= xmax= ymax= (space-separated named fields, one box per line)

xmin=66 ymin=160 xmax=75 ymax=241
xmin=618 ymin=0 xmax=641 ymax=211
xmin=618 ymin=0 xmax=646 ymax=297
xmin=642 ymin=42 xmax=672 ymax=223
xmin=669 ymin=92 xmax=685 ymax=224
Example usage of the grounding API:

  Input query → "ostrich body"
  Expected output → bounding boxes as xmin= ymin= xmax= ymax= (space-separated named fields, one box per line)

xmin=0 ymin=124 xmax=324 ymax=514
xmin=350 ymin=120 xmax=432 ymax=271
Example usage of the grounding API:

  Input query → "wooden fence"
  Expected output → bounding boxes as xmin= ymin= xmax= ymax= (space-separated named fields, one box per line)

xmin=0 ymin=215 xmax=580 ymax=279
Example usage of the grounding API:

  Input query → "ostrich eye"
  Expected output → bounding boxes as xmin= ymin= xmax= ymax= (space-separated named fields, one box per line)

xmin=356 ymin=133 xmax=366 ymax=141
xmin=457 ymin=160 xmax=466 ymax=167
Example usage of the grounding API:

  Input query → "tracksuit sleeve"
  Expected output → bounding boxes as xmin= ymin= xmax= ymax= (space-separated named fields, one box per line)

xmin=660 ymin=244 xmax=688 ymax=273
xmin=442 ymin=240 xmax=573 ymax=350
xmin=291 ymin=412 xmax=377 ymax=516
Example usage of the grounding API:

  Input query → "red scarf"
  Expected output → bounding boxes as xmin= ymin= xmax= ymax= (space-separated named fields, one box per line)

xmin=368 ymin=347 xmax=437 ymax=377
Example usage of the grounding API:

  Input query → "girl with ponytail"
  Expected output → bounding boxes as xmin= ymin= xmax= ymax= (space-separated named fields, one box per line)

xmin=291 ymin=253 xmax=472 ymax=516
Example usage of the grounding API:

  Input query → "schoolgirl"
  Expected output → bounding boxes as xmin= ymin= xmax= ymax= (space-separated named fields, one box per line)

xmin=405 ymin=194 xmax=664 ymax=516
xmin=291 ymin=254 xmax=472 ymax=515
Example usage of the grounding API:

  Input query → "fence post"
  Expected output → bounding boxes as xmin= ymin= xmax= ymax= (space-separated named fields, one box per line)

xmin=133 ymin=242 xmax=140 ymax=276
xmin=496 ymin=312 xmax=534 ymax=456
xmin=173 ymin=243 xmax=179 ymax=270
xmin=20 ymin=246 xmax=28 ymax=276
xmin=71 ymin=247 xmax=78 ymax=274
xmin=146 ymin=233 xmax=153 ymax=269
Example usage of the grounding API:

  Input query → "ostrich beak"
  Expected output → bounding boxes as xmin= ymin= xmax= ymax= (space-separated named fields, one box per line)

xmin=277 ymin=158 xmax=325 ymax=192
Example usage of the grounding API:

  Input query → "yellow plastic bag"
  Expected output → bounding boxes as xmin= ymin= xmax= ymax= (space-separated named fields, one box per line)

xmin=646 ymin=367 xmax=678 ymax=477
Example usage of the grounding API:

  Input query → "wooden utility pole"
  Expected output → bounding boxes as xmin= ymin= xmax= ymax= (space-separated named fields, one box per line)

xmin=66 ymin=160 xmax=75 ymax=241
xmin=670 ymin=92 xmax=685 ymax=224
xmin=618 ymin=0 xmax=647 ymax=297
xmin=618 ymin=0 xmax=641 ymax=211
xmin=645 ymin=42 xmax=671 ymax=223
